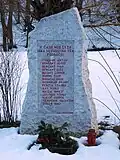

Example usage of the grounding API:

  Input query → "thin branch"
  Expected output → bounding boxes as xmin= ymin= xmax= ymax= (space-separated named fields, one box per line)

xmin=98 ymin=27 xmax=120 ymax=40
xmin=93 ymin=98 xmax=120 ymax=121
xmin=87 ymin=33 xmax=120 ymax=89
xmin=92 ymin=27 xmax=120 ymax=48
xmin=98 ymin=76 xmax=120 ymax=113
xmin=91 ymin=27 xmax=120 ymax=60
xmin=88 ymin=58 xmax=120 ymax=94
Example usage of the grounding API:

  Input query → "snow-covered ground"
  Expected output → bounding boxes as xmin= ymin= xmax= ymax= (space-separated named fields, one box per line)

xmin=0 ymin=127 xmax=120 ymax=160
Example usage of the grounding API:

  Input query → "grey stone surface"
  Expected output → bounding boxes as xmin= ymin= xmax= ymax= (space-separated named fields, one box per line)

xmin=20 ymin=7 xmax=98 ymax=135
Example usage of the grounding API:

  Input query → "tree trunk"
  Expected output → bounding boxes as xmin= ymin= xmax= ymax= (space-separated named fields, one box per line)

xmin=25 ymin=0 xmax=30 ymax=48
xmin=8 ymin=0 xmax=13 ymax=50
xmin=0 ymin=1 xmax=7 ymax=51
xmin=17 ymin=1 xmax=20 ymax=24
xmin=1 ymin=12 xmax=7 ymax=52
xmin=76 ymin=0 xmax=83 ymax=21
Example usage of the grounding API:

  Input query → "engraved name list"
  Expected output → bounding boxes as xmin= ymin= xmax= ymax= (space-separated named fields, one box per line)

xmin=37 ymin=40 xmax=74 ymax=114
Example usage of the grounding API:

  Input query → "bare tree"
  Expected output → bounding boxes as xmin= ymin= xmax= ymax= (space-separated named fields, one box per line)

xmin=0 ymin=0 xmax=14 ymax=51
xmin=0 ymin=50 xmax=25 ymax=122
xmin=30 ymin=0 xmax=74 ymax=20
xmin=80 ymin=0 xmax=120 ymax=27
xmin=28 ymin=0 xmax=120 ymax=27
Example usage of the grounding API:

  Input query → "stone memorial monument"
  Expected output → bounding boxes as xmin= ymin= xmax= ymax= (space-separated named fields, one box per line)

xmin=20 ymin=7 xmax=97 ymax=134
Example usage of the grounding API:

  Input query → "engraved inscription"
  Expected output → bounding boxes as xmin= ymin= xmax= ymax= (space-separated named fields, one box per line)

xmin=37 ymin=40 xmax=74 ymax=114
